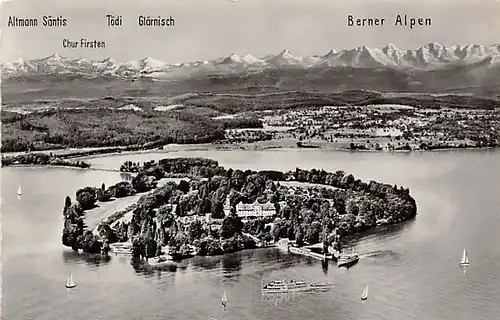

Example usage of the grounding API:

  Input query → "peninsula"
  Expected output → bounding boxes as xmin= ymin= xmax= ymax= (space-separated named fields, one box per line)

xmin=61 ymin=157 xmax=417 ymax=260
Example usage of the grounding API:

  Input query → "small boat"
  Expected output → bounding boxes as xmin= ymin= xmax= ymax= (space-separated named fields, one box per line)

xmin=65 ymin=273 xmax=76 ymax=288
xmin=221 ymin=291 xmax=227 ymax=308
xmin=361 ymin=285 xmax=368 ymax=300
xmin=296 ymin=142 xmax=320 ymax=149
xmin=337 ymin=251 xmax=360 ymax=268
xmin=17 ymin=185 xmax=22 ymax=196
xmin=147 ymin=255 xmax=174 ymax=267
xmin=460 ymin=248 xmax=470 ymax=266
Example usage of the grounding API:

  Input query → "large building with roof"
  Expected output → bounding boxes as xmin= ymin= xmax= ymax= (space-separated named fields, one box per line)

xmin=223 ymin=196 xmax=276 ymax=219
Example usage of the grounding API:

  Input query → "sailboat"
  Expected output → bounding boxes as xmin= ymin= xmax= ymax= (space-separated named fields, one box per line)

xmin=460 ymin=249 xmax=470 ymax=266
xmin=17 ymin=185 xmax=22 ymax=196
xmin=221 ymin=291 xmax=227 ymax=309
xmin=361 ymin=285 xmax=368 ymax=300
xmin=65 ymin=273 xmax=76 ymax=288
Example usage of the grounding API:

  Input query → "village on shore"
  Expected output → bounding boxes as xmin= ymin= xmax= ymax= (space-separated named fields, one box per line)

xmin=2 ymin=101 xmax=499 ymax=170
xmin=221 ymin=104 xmax=500 ymax=151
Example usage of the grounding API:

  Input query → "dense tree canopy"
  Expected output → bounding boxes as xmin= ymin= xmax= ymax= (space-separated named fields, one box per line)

xmin=61 ymin=157 xmax=417 ymax=258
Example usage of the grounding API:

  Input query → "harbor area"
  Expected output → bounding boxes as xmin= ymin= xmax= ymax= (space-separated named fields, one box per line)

xmin=277 ymin=239 xmax=340 ymax=261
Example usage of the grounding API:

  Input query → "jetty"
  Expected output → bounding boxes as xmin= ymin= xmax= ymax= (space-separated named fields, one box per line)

xmin=277 ymin=239 xmax=338 ymax=261
xmin=109 ymin=242 xmax=133 ymax=254
xmin=289 ymin=246 xmax=333 ymax=261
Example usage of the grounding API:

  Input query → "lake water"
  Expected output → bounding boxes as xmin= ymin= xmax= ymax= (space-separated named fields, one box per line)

xmin=2 ymin=149 xmax=500 ymax=320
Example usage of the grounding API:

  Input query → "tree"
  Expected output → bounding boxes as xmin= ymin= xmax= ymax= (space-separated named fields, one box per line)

xmin=97 ymin=222 xmax=118 ymax=243
xmin=115 ymin=222 xmax=129 ymax=242
xmin=64 ymin=196 xmax=72 ymax=208
xmin=113 ymin=181 xmax=135 ymax=198
xmin=221 ymin=216 xmax=243 ymax=239
xmin=132 ymin=173 xmax=154 ymax=193
xmin=295 ymin=226 xmax=304 ymax=247
xmin=304 ymin=221 xmax=322 ymax=244
xmin=178 ymin=180 xmax=190 ymax=194
xmin=211 ymin=201 xmax=225 ymax=219
xmin=77 ymin=231 xmax=102 ymax=253
xmin=76 ymin=187 xmax=97 ymax=210
xmin=132 ymin=236 xmax=145 ymax=258
xmin=189 ymin=220 xmax=205 ymax=242
xmin=198 ymin=237 xmax=223 ymax=256
xmin=97 ymin=183 xmax=113 ymax=201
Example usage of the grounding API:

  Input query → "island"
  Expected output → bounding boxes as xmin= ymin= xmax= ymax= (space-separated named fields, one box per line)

xmin=61 ymin=157 xmax=417 ymax=262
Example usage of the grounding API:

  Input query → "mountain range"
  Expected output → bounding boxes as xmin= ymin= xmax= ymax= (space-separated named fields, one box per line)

xmin=3 ymin=43 xmax=500 ymax=80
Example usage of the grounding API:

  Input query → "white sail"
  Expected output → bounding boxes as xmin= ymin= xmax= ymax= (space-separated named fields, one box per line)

xmin=222 ymin=291 xmax=227 ymax=302
xmin=17 ymin=186 xmax=22 ymax=196
xmin=361 ymin=285 xmax=368 ymax=300
xmin=65 ymin=273 xmax=76 ymax=288
xmin=460 ymin=249 xmax=469 ymax=265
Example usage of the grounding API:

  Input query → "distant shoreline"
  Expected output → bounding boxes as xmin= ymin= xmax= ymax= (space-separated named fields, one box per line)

xmin=2 ymin=140 xmax=496 ymax=166
xmin=2 ymin=143 xmax=496 ymax=172
xmin=2 ymin=164 xmax=121 ymax=172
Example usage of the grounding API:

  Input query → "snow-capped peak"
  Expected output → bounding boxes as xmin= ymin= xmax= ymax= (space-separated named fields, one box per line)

xmin=267 ymin=49 xmax=303 ymax=65
xmin=140 ymin=57 xmax=165 ymax=64
xmin=139 ymin=57 xmax=167 ymax=71
xmin=426 ymin=42 xmax=442 ymax=48
xmin=241 ymin=54 xmax=264 ymax=65
xmin=279 ymin=49 xmax=293 ymax=57
xmin=222 ymin=53 xmax=243 ymax=64
xmin=73 ymin=58 xmax=89 ymax=64
xmin=44 ymin=53 xmax=63 ymax=60
xmin=101 ymin=57 xmax=117 ymax=64
xmin=324 ymin=50 xmax=336 ymax=58
xmin=383 ymin=43 xmax=398 ymax=51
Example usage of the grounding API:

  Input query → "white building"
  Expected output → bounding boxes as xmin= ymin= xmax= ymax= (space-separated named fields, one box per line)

xmin=223 ymin=196 xmax=276 ymax=219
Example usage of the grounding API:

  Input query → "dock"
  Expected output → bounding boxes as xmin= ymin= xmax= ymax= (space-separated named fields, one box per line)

xmin=277 ymin=239 xmax=341 ymax=262
xmin=289 ymin=246 xmax=332 ymax=261
xmin=109 ymin=242 xmax=133 ymax=254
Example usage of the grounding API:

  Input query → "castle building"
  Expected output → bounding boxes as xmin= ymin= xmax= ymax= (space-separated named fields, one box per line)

xmin=223 ymin=196 xmax=276 ymax=219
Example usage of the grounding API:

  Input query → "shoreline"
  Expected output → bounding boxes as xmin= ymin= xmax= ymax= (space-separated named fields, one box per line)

xmin=2 ymin=143 xmax=496 ymax=175
xmin=88 ymin=178 xmax=180 ymax=233
xmin=1 ymin=164 xmax=122 ymax=172
xmin=2 ymin=140 xmax=496 ymax=165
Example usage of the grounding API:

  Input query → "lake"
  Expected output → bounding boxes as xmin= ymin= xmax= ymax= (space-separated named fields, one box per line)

xmin=2 ymin=148 xmax=500 ymax=320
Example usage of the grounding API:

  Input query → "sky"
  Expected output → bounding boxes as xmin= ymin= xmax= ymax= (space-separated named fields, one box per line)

xmin=1 ymin=0 xmax=500 ymax=63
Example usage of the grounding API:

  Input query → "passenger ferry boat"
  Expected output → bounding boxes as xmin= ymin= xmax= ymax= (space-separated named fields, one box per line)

xmin=337 ymin=251 xmax=360 ymax=268
xmin=261 ymin=279 xmax=333 ymax=294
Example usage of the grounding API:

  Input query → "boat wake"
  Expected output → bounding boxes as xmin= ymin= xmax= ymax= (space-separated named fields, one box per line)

xmin=359 ymin=250 xmax=401 ymax=261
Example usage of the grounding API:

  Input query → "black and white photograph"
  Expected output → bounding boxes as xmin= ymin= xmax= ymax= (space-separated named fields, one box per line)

xmin=1 ymin=0 xmax=500 ymax=319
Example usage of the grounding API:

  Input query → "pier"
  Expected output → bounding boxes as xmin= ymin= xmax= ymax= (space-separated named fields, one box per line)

xmin=289 ymin=246 xmax=333 ymax=261
xmin=277 ymin=239 xmax=340 ymax=261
